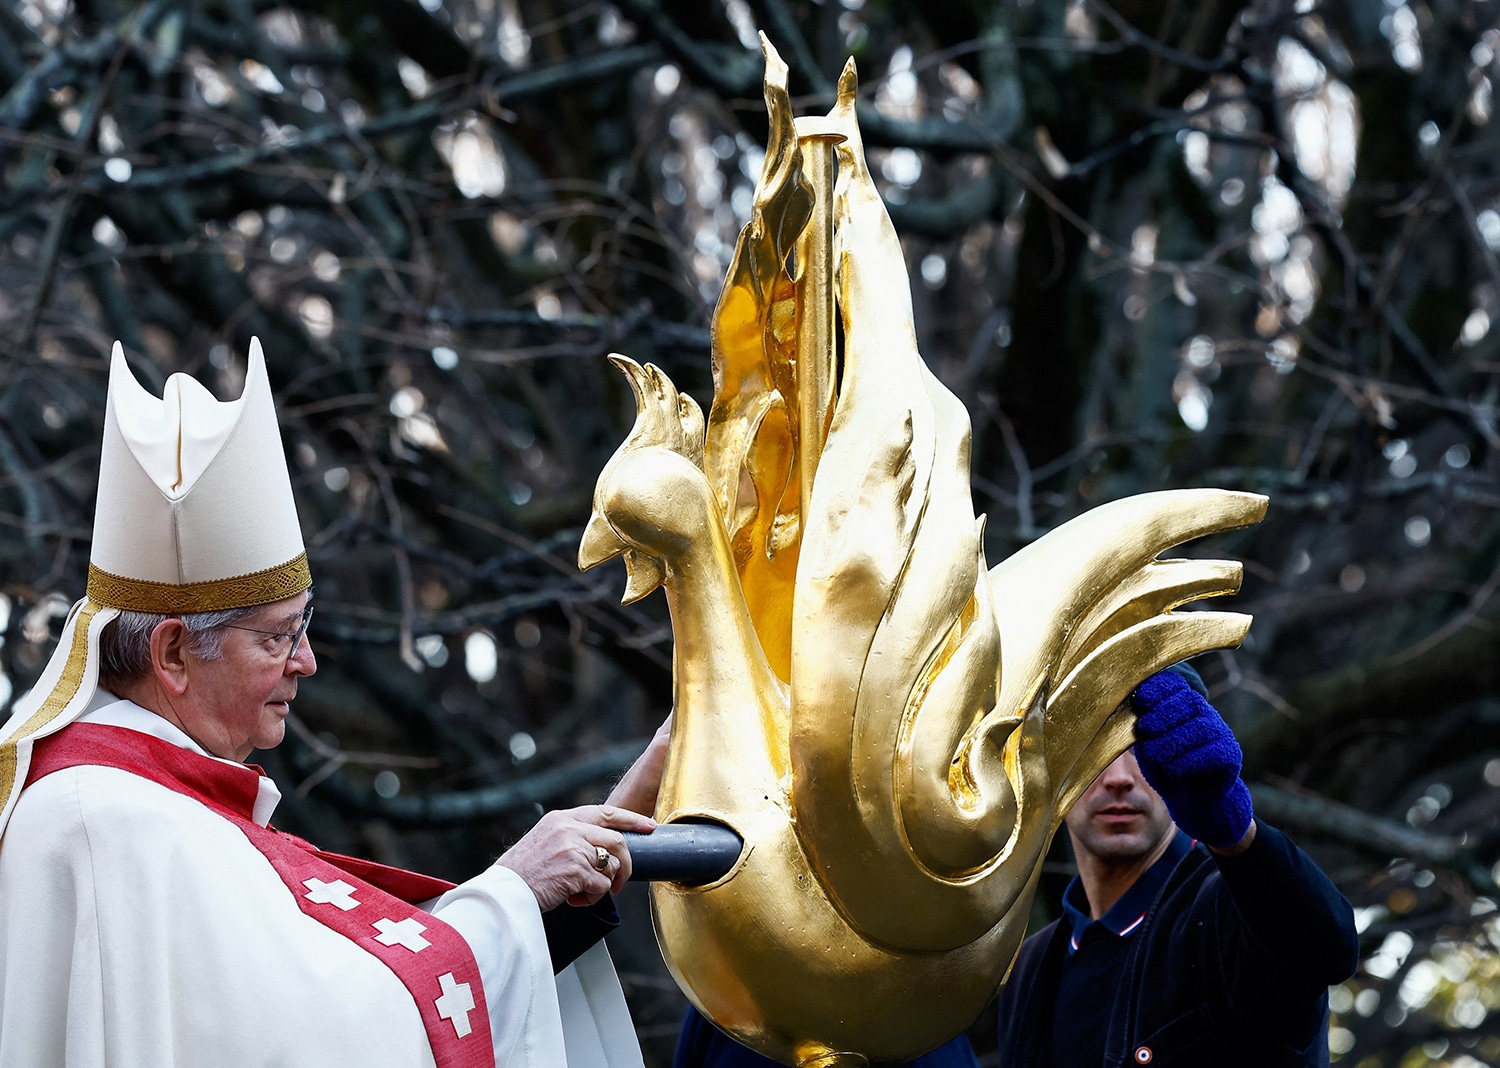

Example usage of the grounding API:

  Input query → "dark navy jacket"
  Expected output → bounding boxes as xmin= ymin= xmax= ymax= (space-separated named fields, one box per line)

xmin=674 ymin=1005 xmax=980 ymax=1068
xmin=997 ymin=822 xmax=1358 ymax=1068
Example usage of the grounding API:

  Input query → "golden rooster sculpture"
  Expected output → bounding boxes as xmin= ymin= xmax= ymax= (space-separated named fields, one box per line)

xmin=579 ymin=39 xmax=1267 ymax=1068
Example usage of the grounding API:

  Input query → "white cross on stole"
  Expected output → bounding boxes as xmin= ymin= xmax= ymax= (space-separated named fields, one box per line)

xmin=373 ymin=916 xmax=432 ymax=952
xmin=302 ymin=877 xmax=360 ymax=911
xmin=435 ymin=972 xmax=476 ymax=1037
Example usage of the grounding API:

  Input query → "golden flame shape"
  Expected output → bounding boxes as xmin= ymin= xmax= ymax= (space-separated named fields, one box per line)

xmin=580 ymin=38 xmax=1267 ymax=1068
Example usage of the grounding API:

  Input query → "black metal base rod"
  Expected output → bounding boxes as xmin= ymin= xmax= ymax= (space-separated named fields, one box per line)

xmin=622 ymin=822 xmax=743 ymax=886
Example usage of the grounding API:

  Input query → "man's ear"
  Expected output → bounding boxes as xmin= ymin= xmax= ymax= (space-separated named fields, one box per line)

xmin=150 ymin=619 xmax=192 ymax=696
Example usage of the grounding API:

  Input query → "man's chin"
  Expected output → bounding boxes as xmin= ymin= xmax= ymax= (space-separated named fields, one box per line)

xmin=1080 ymin=829 xmax=1158 ymax=862
xmin=253 ymin=719 xmax=288 ymax=753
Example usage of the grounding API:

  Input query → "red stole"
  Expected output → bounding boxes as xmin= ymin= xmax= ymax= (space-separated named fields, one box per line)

xmin=26 ymin=723 xmax=497 ymax=1068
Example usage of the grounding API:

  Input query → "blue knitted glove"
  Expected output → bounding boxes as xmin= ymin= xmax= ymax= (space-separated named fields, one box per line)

xmin=1131 ymin=670 xmax=1253 ymax=849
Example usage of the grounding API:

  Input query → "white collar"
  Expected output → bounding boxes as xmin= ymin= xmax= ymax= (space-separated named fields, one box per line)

xmin=77 ymin=694 xmax=283 ymax=827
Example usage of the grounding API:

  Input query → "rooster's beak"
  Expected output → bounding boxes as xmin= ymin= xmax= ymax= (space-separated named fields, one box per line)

xmin=579 ymin=511 xmax=668 ymax=605
xmin=578 ymin=511 xmax=628 ymax=571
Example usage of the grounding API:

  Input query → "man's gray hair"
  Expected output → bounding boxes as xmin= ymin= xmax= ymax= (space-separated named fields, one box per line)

xmin=99 ymin=606 xmax=261 ymax=684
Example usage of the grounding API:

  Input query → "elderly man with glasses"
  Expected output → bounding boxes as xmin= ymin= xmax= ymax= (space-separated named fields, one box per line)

xmin=0 ymin=342 xmax=665 ymax=1068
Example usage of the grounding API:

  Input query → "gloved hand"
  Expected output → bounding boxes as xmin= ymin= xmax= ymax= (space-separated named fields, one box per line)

xmin=1131 ymin=669 xmax=1253 ymax=849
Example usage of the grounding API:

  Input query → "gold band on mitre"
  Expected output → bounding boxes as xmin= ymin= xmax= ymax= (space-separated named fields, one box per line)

xmin=85 ymin=552 xmax=312 ymax=614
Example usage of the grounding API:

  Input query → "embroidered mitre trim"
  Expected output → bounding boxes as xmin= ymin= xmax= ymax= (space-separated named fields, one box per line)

xmin=86 ymin=552 xmax=312 ymax=613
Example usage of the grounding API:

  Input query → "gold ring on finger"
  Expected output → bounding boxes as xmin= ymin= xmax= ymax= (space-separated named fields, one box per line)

xmin=593 ymin=846 xmax=611 ymax=872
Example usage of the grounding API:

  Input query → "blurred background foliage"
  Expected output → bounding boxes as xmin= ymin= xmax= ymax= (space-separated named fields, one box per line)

xmin=1 ymin=0 xmax=1499 ymax=1063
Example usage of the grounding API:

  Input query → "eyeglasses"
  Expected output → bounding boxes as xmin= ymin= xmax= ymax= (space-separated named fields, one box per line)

xmin=217 ymin=604 xmax=314 ymax=662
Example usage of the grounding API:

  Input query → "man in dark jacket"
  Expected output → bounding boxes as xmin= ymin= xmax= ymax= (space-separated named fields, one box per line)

xmin=674 ymin=1006 xmax=979 ymax=1068
xmin=996 ymin=668 xmax=1359 ymax=1067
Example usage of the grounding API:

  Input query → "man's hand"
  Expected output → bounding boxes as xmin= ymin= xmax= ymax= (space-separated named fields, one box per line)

xmin=498 ymin=804 xmax=656 ymax=910
xmin=605 ymin=713 xmax=672 ymax=817
xmin=1131 ymin=670 xmax=1254 ymax=850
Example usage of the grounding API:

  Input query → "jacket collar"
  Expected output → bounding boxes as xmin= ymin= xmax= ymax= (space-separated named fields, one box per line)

xmin=1061 ymin=829 xmax=1194 ymax=951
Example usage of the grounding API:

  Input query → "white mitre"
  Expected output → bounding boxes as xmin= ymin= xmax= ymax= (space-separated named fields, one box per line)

xmin=0 ymin=338 xmax=308 ymax=835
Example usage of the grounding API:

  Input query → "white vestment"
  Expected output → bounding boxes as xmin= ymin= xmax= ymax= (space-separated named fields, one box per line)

xmin=0 ymin=698 xmax=645 ymax=1068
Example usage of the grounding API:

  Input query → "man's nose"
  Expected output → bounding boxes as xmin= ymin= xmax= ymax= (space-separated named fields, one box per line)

xmin=1098 ymin=754 xmax=1138 ymax=791
xmin=286 ymin=637 xmax=317 ymax=677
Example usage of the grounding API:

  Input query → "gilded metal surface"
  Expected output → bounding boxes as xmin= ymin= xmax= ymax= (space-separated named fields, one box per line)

xmin=580 ymin=38 xmax=1268 ymax=1067
xmin=791 ymin=119 xmax=842 ymax=516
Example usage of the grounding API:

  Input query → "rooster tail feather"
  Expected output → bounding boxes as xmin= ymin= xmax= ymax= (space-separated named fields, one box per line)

xmin=1056 ymin=558 xmax=1244 ymax=676
xmin=1047 ymin=609 xmax=1252 ymax=817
